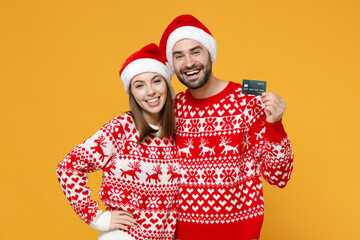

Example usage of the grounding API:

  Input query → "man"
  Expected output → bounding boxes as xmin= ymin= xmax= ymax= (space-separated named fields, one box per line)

xmin=160 ymin=15 xmax=294 ymax=240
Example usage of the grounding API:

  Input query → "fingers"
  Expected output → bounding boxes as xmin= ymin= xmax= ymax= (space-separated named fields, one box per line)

xmin=112 ymin=215 xmax=137 ymax=226
xmin=261 ymin=92 xmax=286 ymax=123
xmin=109 ymin=210 xmax=137 ymax=231
xmin=262 ymin=92 xmax=286 ymax=110
xmin=110 ymin=222 xmax=131 ymax=231
xmin=113 ymin=210 xmax=136 ymax=219
xmin=264 ymin=105 xmax=277 ymax=115
xmin=112 ymin=211 xmax=137 ymax=225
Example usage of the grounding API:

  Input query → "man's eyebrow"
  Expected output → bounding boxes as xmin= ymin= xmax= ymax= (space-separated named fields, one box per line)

xmin=172 ymin=50 xmax=182 ymax=56
xmin=190 ymin=46 xmax=203 ymax=51
xmin=173 ymin=46 xmax=203 ymax=56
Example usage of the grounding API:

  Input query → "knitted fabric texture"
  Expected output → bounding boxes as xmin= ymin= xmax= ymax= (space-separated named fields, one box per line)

xmin=174 ymin=81 xmax=294 ymax=240
xmin=57 ymin=113 xmax=179 ymax=240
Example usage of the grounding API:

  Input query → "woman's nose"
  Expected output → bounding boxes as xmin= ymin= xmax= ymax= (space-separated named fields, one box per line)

xmin=146 ymin=85 xmax=156 ymax=96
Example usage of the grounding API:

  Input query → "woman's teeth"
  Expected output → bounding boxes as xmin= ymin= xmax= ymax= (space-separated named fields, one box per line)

xmin=146 ymin=97 xmax=159 ymax=103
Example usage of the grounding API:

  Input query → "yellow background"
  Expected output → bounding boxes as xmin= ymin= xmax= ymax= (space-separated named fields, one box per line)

xmin=1 ymin=0 xmax=359 ymax=239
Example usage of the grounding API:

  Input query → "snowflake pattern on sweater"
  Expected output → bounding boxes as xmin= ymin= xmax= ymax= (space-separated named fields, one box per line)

xmin=174 ymin=81 xmax=294 ymax=240
xmin=56 ymin=113 xmax=179 ymax=240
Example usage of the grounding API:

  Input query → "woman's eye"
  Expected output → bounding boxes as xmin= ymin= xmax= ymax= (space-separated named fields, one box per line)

xmin=154 ymin=79 xmax=162 ymax=84
xmin=135 ymin=84 xmax=143 ymax=89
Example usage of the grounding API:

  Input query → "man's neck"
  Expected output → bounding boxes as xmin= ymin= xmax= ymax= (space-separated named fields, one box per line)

xmin=189 ymin=73 xmax=228 ymax=99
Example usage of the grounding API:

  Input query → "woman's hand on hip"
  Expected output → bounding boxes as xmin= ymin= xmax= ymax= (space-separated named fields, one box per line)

xmin=109 ymin=210 xmax=137 ymax=231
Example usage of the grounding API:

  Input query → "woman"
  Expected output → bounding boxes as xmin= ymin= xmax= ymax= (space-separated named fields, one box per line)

xmin=56 ymin=43 xmax=179 ymax=240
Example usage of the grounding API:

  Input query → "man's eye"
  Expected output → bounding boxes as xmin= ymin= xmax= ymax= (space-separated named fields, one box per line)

xmin=193 ymin=51 xmax=200 ymax=55
xmin=175 ymin=55 xmax=183 ymax=60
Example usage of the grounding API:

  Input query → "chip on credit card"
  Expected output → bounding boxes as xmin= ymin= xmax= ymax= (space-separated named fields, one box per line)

xmin=242 ymin=79 xmax=267 ymax=96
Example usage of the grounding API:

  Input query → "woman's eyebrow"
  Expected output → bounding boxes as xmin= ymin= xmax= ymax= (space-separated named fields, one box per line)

xmin=151 ymin=74 xmax=161 ymax=80
xmin=132 ymin=79 xmax=144 ymax=84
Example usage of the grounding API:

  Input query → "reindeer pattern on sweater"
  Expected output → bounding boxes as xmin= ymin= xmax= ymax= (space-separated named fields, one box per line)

xmin=57 ymin=113 xmax=179 ymax=240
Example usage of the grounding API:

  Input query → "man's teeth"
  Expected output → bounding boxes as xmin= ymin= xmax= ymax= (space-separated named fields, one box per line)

xmin=185 ymin=70 xmax=200 ymax=76
xmin=146 ymin=97 xmax=159 ymax=103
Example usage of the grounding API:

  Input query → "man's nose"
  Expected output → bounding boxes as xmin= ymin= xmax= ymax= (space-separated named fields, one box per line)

xmin=184 ymin=55 xmax=195 ymax=68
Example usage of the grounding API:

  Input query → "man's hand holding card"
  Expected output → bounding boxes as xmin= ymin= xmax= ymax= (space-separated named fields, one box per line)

xmin=242 ymin=79 xmax=286 ymax=123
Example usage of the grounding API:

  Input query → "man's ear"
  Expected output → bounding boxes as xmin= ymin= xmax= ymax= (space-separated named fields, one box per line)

xmin=209 ymin=52 xmax=214 ymax=65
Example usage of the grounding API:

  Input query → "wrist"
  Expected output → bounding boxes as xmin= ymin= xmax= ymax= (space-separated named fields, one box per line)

xmin=90 ymin=210 xmax=111 ymax=231
xmin=265 ymin=119 xmax=287 ymax=143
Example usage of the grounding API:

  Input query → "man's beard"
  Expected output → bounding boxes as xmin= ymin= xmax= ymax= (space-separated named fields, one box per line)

xmin=175 ymin=56 xmax=212 ymax=90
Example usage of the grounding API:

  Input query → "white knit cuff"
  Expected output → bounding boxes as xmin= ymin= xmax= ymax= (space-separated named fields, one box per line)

xmin=90 ymin=210 xmax=111 ymax=231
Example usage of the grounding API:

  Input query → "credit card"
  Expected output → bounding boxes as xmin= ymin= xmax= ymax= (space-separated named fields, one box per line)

xmin=242 ymin=79 xmax=267 ymax=95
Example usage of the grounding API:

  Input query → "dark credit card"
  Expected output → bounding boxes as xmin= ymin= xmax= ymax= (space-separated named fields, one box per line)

xmin=242 ymin=79 xmax=267 ymax=95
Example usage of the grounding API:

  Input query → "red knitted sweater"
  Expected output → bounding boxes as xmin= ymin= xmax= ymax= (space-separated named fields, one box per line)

xmin=174 ymin=81 xmax=294 ymax=240
xmin=57 ymin=113 xmax=179 ymax=240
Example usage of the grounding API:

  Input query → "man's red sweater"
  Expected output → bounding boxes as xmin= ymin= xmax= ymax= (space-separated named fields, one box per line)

xmin=174 ymin=81 xmax=294 ymax=240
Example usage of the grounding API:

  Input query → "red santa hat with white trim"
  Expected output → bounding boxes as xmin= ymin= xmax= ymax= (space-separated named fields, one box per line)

xmin=119 ymin=43 xmax=172 ymax=94
xmin=159 ymin=14 xmax=217 ymax=74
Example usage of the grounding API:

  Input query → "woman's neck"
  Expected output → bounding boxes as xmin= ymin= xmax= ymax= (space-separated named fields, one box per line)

xmin=142 ymin=111 xmax=160 ymax=126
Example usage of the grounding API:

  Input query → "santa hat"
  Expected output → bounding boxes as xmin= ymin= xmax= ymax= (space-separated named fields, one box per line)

xmin=119 ymin=43 xmax=172 ymax=94
xmin=159 ymin=14 xmax=217 ymax=73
